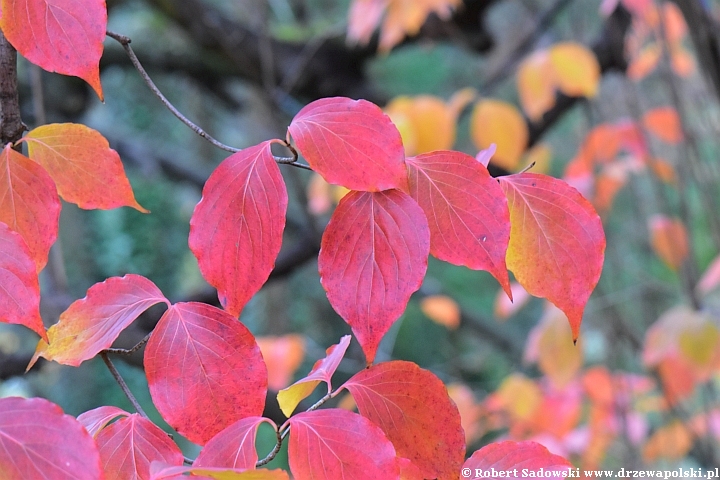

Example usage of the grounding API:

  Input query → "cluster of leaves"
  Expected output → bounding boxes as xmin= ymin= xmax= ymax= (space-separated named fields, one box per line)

xmin=0 ymin=0 xmax=615 ymax=478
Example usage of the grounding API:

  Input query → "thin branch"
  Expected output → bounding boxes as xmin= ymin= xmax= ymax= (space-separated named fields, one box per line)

xmin=255 ymin=424 xmax=284 ymax=467
xmin=100 ymin=352 xmax=149 ymax=419
xmin=105 ymin=30 xmax=239 ymax=154
xmin=105 ymin=332 xmax=152 ymax=356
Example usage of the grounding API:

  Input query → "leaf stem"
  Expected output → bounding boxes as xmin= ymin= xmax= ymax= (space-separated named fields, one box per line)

xmin=100 ymin=352 xmax=149 ymax=419
xmin=255 ymin=424 xmax=285 ymax=467
xmin=518 ymin=161 xmax=536 ymax=174
xmin=106 ymin=30 xmax=239 ymax=154
xmin=105 ymin=332 xmax=152 ymax=355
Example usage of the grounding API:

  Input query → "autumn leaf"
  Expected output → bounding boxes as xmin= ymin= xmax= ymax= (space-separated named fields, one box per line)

xmin=189 ymin=141 xmax=287 ymax=317
xmin=642 ymin=107 xmax=683 ymax=144
xmin=648 ymin=215 xmax=688 ymax=271
xmin=0 ymin=397 xmax=103 ymax=479
xmin=257 ymin=335 xmax=306 ymax=391
xmin=29 ymin=274 xmax=169 ymax=368
xmin=0 ymin=144 xmax=60 ymax=272
xmin=0 ymin=0 xmax=106 ymax=98
xmin=96 ymin=413 xmax=184 ymax=479
xmin=490 ymin=373 xmax=542 ymax=422
xmin=288 ymin=97 xmax=408 ymax=192
xmin=642 ymin=421 xmax=693 ymax=463
xmin=0 ymin=222 xmax=45 ymax=341
xmin=494 ymin=282 xmax=531 ymax=320
xmin=463 ymin=441 xmax=573 ymax=476
xmin=151 ymin=464 xmax=289 ymax=480
xmin=319 ymin=190 xmax=429 ymax=364
xmin=23 ymin=123 xmax=147 ymax=211
xmin=144 ymin=302 xmax=267 ymax=445
xmin=517 ymin=50 xmax=557 ymax=121
xmin=627 ymin=43 xmax=661 ymax=80
xmin=385 ymin=95 xmax=457 ymax=155
xmin=77 ymin=405 xmax=130 ymax=438
xmin=342 ymin=360 xmax=465 ymax=479
xmin=549 ymin=42 xmax=601 ymax=98
xmin=470 ymin=99 xmax=528 ymax=172
xmin=287 ymin=409 xmax=399 ymax=480
xmin=420 ymin=295 xmax=461 ymax=329
xmin=406 ymin=150 xmax=511 ymax=296
xmin=277 ymin=335 xmax=351 ymax=417
xmin=499 ymin=173 xmax=606 ymax=339
xmin=194 ymin=417 xmax=277 ymax=469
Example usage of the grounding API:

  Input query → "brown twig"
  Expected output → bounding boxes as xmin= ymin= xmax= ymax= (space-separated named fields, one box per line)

xmin=100 ymin=352 xmax=149 ymax=419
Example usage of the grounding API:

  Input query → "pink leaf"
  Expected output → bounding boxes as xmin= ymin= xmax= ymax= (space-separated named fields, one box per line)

xmin=77 ymin=405 xmax=129 ymax=437
xmin=288 ymin=97 xmax=409 ymax=192
xmin=189 ymin=141 xmax=287 ymax=317
xmin=463 ymin=441 xmax=573 ymax=477
xmin=194 ymin=417 xmax=277 ymax=469
xmin=318 ymin=190 xmax=429 ymax=363
xmin=144 ymin=302 xmax=267 ymax=445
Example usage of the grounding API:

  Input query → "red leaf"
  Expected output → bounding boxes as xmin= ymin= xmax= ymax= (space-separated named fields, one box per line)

xmin=77 ymin=405 xmax=129 ymax=437
xmin=287 ymin=409 xmax=399 ymax=480
xmin=30 ymin=274 xmax=169 ymax=368
xmin=189 ymin=141 xmax=287 ymax=317
xmin=277 ymin=335 xmax=351 ymax=416
xmin=342 ymin=360 xmax=465 ymax=479
xmin=96 ymin=413 xmax=184 ymax=479
xmin=288 ymin=97 xmax=409 ymax=192
xmin=463 ymin=441 xmax=573 ymax=477
xmin=0 ymin=0 xmax=105 ymax=98
xmin=145 ymin=302 xmax=268 ymax=445
xmin=499 ymin=173 xmax=605 ymax=339
xmin=0 ymin=222 xmax=45 ymax=340
xmin=24 ymin=123 xmax=147 ymax=211
xmin=318 ymin=190 xmax=429 ymax=364
xmin=0 ymin=144 xmax=60 ymax=272
xmin=194 ymin=416 xmax=276 ymax=469
xmin=0 ymin=396 xmax=103 ymax=479
xmin=406 ymin=150 xmax=511 ymax=296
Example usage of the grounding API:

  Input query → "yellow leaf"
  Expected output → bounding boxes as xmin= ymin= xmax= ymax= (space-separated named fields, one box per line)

xmin=470 ymin=99 xmax=528 ymax=171
xmin=549 ymin=42 xmax=601 ymax=97
xmin=379 ymin=0 xmax=461 ymax=52
xmin=386 ymin=95 xmax=455 ymax=155
xmin=277 ymin=380 xmax=322 ymax=417
xmin=494 ymin=373 xmax=542 ymax=421
xmin=517 ymin=50 xmax=556 ymax=121
xmin=420 ymin=295 xmax=460 ymax=329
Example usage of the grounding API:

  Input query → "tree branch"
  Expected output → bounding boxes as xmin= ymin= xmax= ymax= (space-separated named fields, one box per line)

xmin=0 ymin=31 xmax=25 ymax=147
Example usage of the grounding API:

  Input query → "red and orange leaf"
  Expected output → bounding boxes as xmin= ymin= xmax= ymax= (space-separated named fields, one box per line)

xmin=77 ymin=405 xmax=130 ymax=437
xmin=257 ymin=335 xmax=306 ymax=391
xmin=627 ymin=43 xmax=661 ymax=80
xmin=499 ymin=173 xmax=605 ymax=339
xmin=549 ymin=42 xmax=601 ymax=98
xmin=342 ymin=360 xmax=465 ymax=479
xmin=0 ymin=144 xmax=60 ymax=272
xmin=96 ymin=413 xmax=184 ymax=479
xmin=277 ymin=335 xmax=351 ymax=417
xmin=319 ymin=190 xmax=429 ymax=364
xmin=648 ymin=215 xmax=688 ymax=271
xmin=0 ymin=396 xmax=103 ymax=479
xmin=463 ymin=441 xmax=573 ymax=476
xmin=29 ymin=274 xmax=169 ymax=368
xmin=470 ymin=100 xmax=528 ymax=172
xmin=189 ymin=141 xmax=287 ymax=317
xmin=420 ymin=294 xmax=461 ymax=330
xmin=287 ymin=409 xmax=399 ymax=480
xmin=0 ymin=0 xmax=105 ymax=98
xmin=288 ymin=97 xmax=408 ymax=192
xmin=406 ymin=150 xmax=511 ymax=295
xmin=517 ymin=50 xmax=556 ymax=121
xmin=24 ymin=123 xmax=146 ymax=211
xmin=642 ymin=107 xmax=683 ymax=144
xmin=0 ymin=222 xmax=45 ymax=340
xmin=144 ymin=302 xmax=267 ymax=445
xmin=194 ymin=416 xmax=276 ymax=469
xmin=151 ymin=464 xmax=289 ymax=480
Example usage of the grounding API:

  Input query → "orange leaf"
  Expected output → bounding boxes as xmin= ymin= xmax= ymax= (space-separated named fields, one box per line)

xmin=499 ymin=174 xmax=606 ymax=339
xmin=378 ymin=0 xmax=461 ymax=52
xmin=662 ymin=2 xmax=687 ymax=44
xmin=549 ymin=42 xmax=601 ymax=98
xmin=627 ymin=43 xmax=661 ymax=80
xmin=24 ymin=124 xmax=147 ymax=211
xmin=671 ymin=45 xmax=696 ymax=77
xmin=385 ymin=95 xmax=456 ymax=155
xmin=470 ymin=99 xmax=528 ymax=172
xmin=517 ymin=50 xmax=556 ymax=121
xmin=583 ymin=124 xmax=621 ymax=163
xmin=648 ymin=215 xmax=688 ymax=270
xmin=0 ymin=144 xmax=60 ymax=272
xmin=642 ymin=107 xmax=683 ymax=144
xmin=256 ymin=335 xmax=306 ymax=391
xmin=642 ymin=421 xmax=693 ymax=462
xmin=525 ymin=304 xmax=583 ymax=388
xmin=420 ymin=295 xmax=460 ymax=329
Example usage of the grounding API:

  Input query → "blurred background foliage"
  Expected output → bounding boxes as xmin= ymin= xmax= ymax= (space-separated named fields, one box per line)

xmin=4 ymin=0 xmax=720 ymax=471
